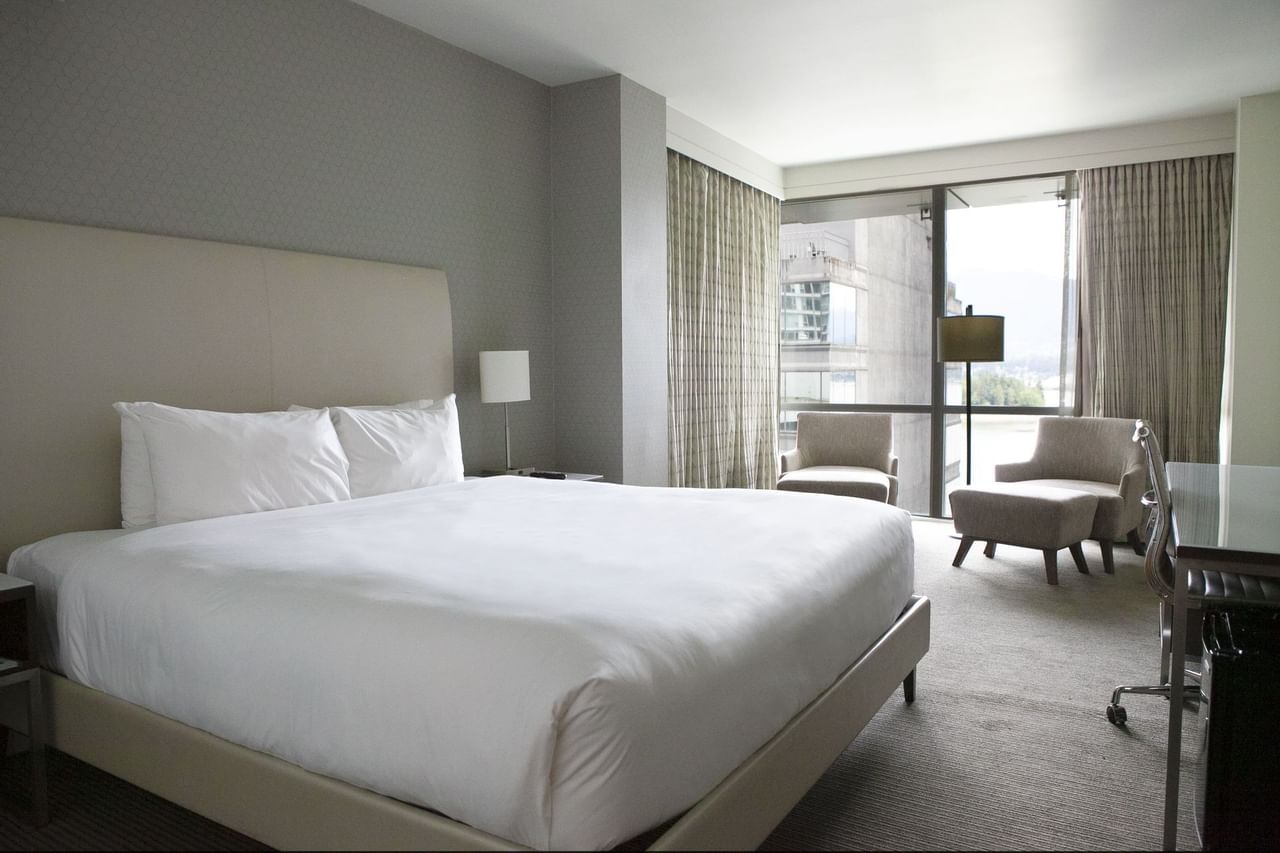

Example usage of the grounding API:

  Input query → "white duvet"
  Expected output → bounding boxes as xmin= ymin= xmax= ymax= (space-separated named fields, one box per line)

xmin=9 ymin=477 xmax=913 ymax=850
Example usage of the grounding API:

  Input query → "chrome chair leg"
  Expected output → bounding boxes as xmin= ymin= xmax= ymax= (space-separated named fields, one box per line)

xmin=1107 ymin=675 xmax=1199 ymax=726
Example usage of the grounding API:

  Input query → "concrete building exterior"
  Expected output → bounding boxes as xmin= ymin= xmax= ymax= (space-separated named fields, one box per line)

xmin=779 ymin=215 xmax=958 ymax=512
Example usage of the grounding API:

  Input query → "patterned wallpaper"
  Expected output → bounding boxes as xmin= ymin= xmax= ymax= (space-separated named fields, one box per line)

xmin=550 ymin=76 xmax=669 ymax=485
xmin=551 ymin=76 xmax=625 ymax=481
xmin=0 ymin=0 xmax=556 ymax=472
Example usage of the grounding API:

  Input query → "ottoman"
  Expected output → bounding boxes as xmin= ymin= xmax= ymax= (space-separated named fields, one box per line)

xmin=949 ymin=483 xmax=1100 ymax=585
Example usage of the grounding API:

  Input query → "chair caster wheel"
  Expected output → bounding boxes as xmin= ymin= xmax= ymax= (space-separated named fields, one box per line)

xmin=1106 ymin=704 xmax=1127 ymax=726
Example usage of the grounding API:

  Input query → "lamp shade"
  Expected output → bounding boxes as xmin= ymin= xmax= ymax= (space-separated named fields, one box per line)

xmin=936 ymin=313 xmax=1004 ymax=363
xmin=479 ymin=350 xmax=530 ymax=403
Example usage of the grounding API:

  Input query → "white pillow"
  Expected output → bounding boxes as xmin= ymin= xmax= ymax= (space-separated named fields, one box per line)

xmin=286 ymin=399 xmax=433 ymax=413
xmin=115 ymin=402 xmax=352 ymax=526
xmin=116 ymin=400 xmax=431 ymax=526
xmin=331 ymin=394 xmax=463 ymax=498
xmin=117 ymin=408 xmax=157 ymax=527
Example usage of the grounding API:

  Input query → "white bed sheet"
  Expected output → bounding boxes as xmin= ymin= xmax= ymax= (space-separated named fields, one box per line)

xmin=7 ymin=477 xmax=913 ymax=850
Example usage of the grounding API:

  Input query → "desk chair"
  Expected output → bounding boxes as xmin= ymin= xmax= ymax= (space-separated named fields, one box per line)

xmin=1106 ymin=420 xmax=1280 ymax=726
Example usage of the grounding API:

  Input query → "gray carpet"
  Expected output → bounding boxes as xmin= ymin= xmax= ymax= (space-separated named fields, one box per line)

xmin=0 ymin=518 xmax=1200 ymax=851
xmin=764 ymin=517 xmax=1199 ymax=851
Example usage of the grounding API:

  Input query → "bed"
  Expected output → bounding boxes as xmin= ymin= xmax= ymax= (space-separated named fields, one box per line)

xmin=0 ymin=216 xmax=930 ymax=850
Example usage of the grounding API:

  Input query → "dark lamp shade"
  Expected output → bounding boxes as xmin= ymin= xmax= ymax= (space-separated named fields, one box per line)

xmin=936 ymin=314 xmax=1005 ymax=363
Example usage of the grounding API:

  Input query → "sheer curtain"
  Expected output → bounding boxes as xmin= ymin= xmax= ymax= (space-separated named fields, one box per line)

xmin=1077 ymin=154 xmax=1234 ymax=463
xmin=667 ymin=151 xmax=781 ymax=488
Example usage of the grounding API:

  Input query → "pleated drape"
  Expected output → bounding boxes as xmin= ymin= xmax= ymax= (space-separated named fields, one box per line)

xmin=1077 ymin=154 xmax=1234 ymax=463
xmin=667 ymin=151 xmax=781 ymax=488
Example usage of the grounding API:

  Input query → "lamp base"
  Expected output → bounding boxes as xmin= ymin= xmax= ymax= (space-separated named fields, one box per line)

xmin=481 ymin=466 xmax=536 ymax=477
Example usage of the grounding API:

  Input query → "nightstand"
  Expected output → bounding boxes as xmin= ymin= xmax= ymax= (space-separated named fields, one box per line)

xmin=0 ymin=574 xmax=47 ymax=826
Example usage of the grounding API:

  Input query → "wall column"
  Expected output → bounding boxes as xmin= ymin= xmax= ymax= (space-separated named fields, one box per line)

xmin=552 ymin=75 xmax=668 ymax=484
xmin=1222 ymin=91 xmax=1280 ymax=465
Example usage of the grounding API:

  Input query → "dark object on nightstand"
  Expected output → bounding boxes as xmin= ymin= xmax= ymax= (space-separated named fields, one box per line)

xmin=529 ymin=471 xmax=566 ymax=480
xmin=1196 ymin=608 xmax=1280 ymax=851
xmin=0 ymin=574 xmax=47 ymax=826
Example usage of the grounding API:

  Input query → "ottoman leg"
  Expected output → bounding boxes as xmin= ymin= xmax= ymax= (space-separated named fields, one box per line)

xmin=1099 ymin=540 xmax=1115 ymax=574
xmin=952 ymin=536 xmax=976 ymax=567
xmin=983 ymin=541 xmax=997 ymax=558
xmin=1069 ymin=542 xmax=1090 ymax=574
xmin=1042 ymin=549 xmax=1060 ymax=585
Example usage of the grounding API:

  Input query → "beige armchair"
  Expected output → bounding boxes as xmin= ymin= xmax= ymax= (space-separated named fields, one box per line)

xmin=994 ymin=416 xmax=1146 ymax=574
xmin=777 ymin=412 xmax=898 ymax=505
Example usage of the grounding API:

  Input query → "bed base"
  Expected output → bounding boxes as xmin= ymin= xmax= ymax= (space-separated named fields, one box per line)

xmin=31 ymin=595 xmax=928 ymax=851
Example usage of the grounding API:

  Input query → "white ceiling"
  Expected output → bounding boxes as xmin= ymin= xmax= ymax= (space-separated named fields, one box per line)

xmin=354 ymin=0 xmax=1280 ymax=167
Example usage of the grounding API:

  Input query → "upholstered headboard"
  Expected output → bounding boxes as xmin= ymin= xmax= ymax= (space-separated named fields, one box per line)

xmin=0 ymin=216 xmax=452 ymax=559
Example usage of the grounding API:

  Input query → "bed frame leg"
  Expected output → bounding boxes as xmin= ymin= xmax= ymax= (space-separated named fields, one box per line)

xmin=902 ymin=669 xmax=916 ymax=703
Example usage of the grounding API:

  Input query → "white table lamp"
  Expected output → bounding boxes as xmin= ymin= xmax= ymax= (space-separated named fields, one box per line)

xmin=479 ymin=350 xmax=530 ymax=473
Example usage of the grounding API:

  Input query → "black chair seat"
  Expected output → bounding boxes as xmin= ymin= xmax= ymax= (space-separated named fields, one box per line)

xmin=1193 ymin=569 xmax=1280 ymax=606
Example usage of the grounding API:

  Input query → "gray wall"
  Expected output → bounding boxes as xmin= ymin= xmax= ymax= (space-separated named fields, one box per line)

xmin=619 ymin=78 xmax=670 ymax=487
xmin=551 ymin=76 xmax=668 ymax=485
xmin=551 ymin=77 xmax=625 ymax=480
xmin=0 ymin=0 xmax=555 ymax=472
xmin=1223 ymin=91 xmax=1280 ymax=466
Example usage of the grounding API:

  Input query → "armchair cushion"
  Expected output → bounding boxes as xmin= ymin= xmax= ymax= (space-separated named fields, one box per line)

xmin=1014 ymin=478 xmax=1141 ymax=540
xmin=794 ymin=412 xmax=894 ymax=473
xmin=777 ymin=466 xmax=894 ymax=504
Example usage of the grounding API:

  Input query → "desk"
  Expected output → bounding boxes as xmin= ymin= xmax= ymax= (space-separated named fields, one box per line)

xmin=1163 ymin=463 xmax=1280 ymax=850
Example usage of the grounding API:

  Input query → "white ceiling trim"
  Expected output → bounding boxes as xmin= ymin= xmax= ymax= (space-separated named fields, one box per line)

xmin=784 ymin=113 xmax=1238 ymax=200
xmin=666 ymin=108 xmax=785 ymax=199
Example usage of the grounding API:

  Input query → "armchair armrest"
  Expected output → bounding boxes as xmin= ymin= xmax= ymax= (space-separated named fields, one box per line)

xmin=994 ymin=460 xmax=1039 ymax=482
xmin=780 ymin=448 xmax=803 ymax=475
xmin=888 ymin=454 xmax=899 ymax=477
xmin=1118 ymin=466 xmax=1145 ymax=504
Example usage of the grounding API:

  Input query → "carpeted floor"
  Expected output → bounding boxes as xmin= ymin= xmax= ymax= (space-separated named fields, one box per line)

xmin=0 ymin=517 xmax=1200 ymax=851
xmin=764 ymin=517 xmax=1199 ymax=851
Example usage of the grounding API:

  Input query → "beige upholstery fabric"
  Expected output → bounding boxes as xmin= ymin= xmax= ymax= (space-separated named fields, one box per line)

xmin=1008 ymin=479 xmax=1130 ymax=541
xmin=777 ymin=413 xmax=899 ymax=505
xmin=777 ymin=466 xmax=892 ymax=503
xmin=994 ymin=417 xmax=1145 ymax=540
xmin=949 ymin=484 xmax=1098 ymax=550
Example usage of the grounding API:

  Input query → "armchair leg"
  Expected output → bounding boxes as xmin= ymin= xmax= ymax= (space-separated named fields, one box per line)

xmin=902 ymin=669 xmax=916 ymax=703
xmin=952 ymin=536 xmax=976 ymax=567
xmin=1099 ymin=540 xmax=1115 ymax=575
xmin=1068 ymin=542 xmax=1090 ymax=574
xmin=1126 ymin=528 xmax=1146 ymax=556
xmin=1042 ymin=549 xmax=1059 ymax=585
xmin=983 ymin=541 xmax=997 ymax=558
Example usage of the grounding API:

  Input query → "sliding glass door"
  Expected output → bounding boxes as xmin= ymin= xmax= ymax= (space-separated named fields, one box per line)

xmin=942 ymin=177 xmax=1076 ymax=508
xmin=780 ymin=175 xmax=1076 ymax=517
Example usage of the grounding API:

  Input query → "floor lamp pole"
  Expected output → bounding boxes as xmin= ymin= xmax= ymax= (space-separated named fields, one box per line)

xmin=964 ymin=360 xmax=973 ymax=485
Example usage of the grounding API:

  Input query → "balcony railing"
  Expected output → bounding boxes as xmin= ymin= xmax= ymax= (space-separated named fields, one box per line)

xmin=781 ymin=229 xmax=851 ymax=262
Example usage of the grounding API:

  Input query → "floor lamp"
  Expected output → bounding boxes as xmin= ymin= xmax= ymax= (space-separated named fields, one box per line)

xmin=937 ymin=306 xmax=1005 ymax=485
